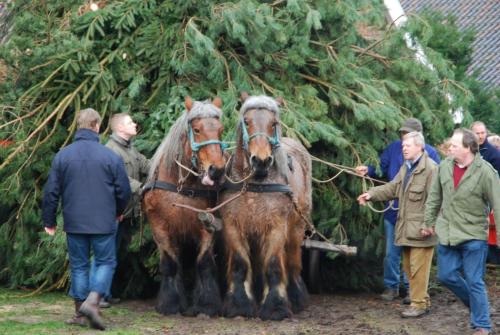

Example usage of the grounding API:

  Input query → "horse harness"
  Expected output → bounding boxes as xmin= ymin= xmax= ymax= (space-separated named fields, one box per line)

xmin=142 ymin=180 xmax=219 ymax=199
xmin=141 ymin=179 xmax=292 ymax=199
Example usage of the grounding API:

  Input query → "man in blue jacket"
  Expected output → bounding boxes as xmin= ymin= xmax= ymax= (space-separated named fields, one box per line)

xmin=471 ymin=121 xmax=500 ymax=265
xmin=471 ymin=121 xmax=500 ymax=173
xmin=355 ymin=118 xmax=440 ymax=303
xmin=42 ymin=108 xmax=131 ymax=330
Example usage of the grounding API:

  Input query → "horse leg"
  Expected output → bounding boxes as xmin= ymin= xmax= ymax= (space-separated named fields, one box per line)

xmin=190 ymin=229 xmax=222 ymax=317
xmin=259 ymin=221 xmax=292 ymax=321
xmin=286 ymin=223 xmax=309 ymax=313
xmin=156 ymin=245 xmax=187 ymax=315
xmin=223 ymin=224 xmax=256 ymax=318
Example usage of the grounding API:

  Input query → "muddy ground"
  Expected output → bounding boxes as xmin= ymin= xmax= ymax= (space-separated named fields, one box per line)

xmin=1 ymin=266 xmax=500 ymax=334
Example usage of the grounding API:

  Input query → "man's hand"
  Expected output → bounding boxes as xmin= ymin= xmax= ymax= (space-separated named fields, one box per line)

xmin=44 ymin=227 xmax=56 ymax=236
xmin=420 ymin=227 xmax=435 ymax=237
xmin=355 ymin=165 xmax=368 ymax=176
xmin=116 ymin=215 xmax=124 ymax=223
xmin=357 ymin=193 xmax=371 ymax=206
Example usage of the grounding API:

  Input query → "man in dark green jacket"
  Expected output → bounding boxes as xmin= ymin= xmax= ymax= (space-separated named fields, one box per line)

xmin=106 ymin=113 xmax=150 ymax=219
xmin=91 ymin=113 xmax=150 ymax=307
xmin=423 ymin=128 xmax=500 ymax=335
xmin=358 ymin=132 xmax=437 ymax=318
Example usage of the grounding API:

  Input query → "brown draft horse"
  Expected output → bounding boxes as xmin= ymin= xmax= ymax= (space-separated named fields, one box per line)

xmin=142 ymin=97 xmax=227 ymax=316
xmin=219 ymin=93 xmax=312 ymax=320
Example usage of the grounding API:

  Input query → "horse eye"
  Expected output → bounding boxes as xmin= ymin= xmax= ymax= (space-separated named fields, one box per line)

xmin=193 ymin=128 xmax=200 ymax=134
xmin=244 ymin=119 xmax=249 ymax=126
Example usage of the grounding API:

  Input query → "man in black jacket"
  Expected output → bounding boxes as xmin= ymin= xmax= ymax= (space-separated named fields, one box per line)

xmin=42 ymin=108 xmax=131 ymax=330
xmin=471 ymin=121 xmax=500 ymax=265
xmin=471 ymin=121 xmax=500 ymax=173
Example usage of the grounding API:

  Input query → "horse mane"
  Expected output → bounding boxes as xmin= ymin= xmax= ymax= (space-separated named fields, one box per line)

xmin=146 ymin=100 xmax=223 ymax=183
xmin=238 ymin=95 xmax=289 ymax=179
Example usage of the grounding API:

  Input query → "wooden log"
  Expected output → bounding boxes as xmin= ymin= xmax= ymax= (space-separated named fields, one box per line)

xmin=301 ymin=239 xmax=357 ymax=256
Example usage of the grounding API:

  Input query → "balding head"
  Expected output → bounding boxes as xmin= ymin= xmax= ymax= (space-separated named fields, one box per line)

xmin=471 ymin=121 xmax=487 ymax=145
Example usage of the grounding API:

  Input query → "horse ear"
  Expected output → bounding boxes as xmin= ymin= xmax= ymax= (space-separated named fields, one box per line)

xmin=185 ymin=96 xmax=193 ymax=112
xmin=275 ymin=97 xmax=284 ymax=106
xmin=240 ymin=91 xmax=249 ymax=102
xmin=212 ymin=97 xmax=223 ymax=109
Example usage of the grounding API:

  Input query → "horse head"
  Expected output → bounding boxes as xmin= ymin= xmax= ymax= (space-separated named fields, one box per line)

xmin=185 ymin=96 xmax=227 ymax=185
xmin=238 ymin=92 xmax=284 ymax=178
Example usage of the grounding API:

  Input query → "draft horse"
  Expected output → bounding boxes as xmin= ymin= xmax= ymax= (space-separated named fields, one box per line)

xmin=142 ymin=97 xmax=227 ymax=316
xmin=220 ymin=93 xmax=312 ymax=320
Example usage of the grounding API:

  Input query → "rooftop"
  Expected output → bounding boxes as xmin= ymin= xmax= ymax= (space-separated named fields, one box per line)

xmin=400 ymin=0 xmax=499 ymax=89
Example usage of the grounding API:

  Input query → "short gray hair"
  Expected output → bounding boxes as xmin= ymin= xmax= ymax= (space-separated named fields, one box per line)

xmin=402 ymin=131 xmax=425 ymax=148
xmin=77 ymin=108 xmax=101 ymax=130
xmin=471 ymin=121 xmax=487 ymax=130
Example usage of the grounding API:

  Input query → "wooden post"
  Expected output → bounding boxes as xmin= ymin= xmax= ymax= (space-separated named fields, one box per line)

xmin=301 ymin=239 xmax=357 ymax=256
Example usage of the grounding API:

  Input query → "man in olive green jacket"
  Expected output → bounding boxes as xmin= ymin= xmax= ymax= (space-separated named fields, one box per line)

xmin=358 ymin=132 xmax=437 ymax=318
xmin=106 ymin=114 xmax=150 ymax=219
xmin=423 ymin=128 xmax=500 ymax=335
xmin=92 ymin=113 xmax=150 ymax=307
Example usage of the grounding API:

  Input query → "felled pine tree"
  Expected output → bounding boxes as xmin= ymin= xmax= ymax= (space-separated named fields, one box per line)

xmin=0 ymin=0 xmax=472 ymax=295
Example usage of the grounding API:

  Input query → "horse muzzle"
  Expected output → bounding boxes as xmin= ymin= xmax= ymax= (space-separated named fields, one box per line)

xmin=201 ymin=164 xmax=225 ymax=186
xmin=250 ymin=154 xmax=274 ymax=178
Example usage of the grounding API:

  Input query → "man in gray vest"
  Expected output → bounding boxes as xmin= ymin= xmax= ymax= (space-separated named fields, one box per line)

xmin=92 ymin=113 xmax=150 ymax=307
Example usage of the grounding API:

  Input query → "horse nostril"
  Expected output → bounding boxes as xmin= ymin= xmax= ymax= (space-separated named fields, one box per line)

xmin=265 ymin=156 xmax=274 ymax=167
xmin=208 ymin=165 xmax=223 ymax=180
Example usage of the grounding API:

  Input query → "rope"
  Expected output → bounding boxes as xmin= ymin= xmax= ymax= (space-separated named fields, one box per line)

xmin=175 ymin=159 xmax=200 ymax=178
xmin=223 ymin=154 xmax=255 ymax=184
xmin=310 ymin=153 xmax=398 ymax=213
xmin=172 ymin=188 xmax=244 ymax=214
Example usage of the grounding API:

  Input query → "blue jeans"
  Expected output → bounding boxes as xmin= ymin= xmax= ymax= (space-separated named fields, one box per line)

xmin=384 ymin=219 xmax=409 ymax=291
xmin=437 ymin=240 xmax=490 ymax=330
xmin=67 ymin=233 xmax=117 ymax=301
xmin=89 ymin=224 xmax=122 ymax=300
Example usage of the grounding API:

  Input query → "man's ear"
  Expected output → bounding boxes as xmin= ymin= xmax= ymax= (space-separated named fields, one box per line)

xmin=240 ymin=91 xmax=249 ymax=102
xmin=185 ymin=96 xmax=193 ymax=112
xmin=212 ymin=97 xmax=223 ymax=109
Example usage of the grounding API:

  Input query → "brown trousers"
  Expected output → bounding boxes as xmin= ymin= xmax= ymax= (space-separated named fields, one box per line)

xmin=402 ymin=246 xmax=434 ymax=309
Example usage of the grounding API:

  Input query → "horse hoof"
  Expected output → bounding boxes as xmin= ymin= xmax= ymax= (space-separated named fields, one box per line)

xmin=288 ymin=277 xmax=309 ymax=313
xmin=223 ymin=296 xmax=256 ymax=318
xmin=259 ymin=305 xmax=292 ymax=321
xmin=192 ymin=304 xmax=221 ymax=317
xmin=156 ymin=304 xmax=181 ymax=316
xmin=181 ymin=307 xmax=197 ymax=317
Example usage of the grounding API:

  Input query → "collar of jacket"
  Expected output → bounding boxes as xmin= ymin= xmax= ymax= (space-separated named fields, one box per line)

xmin=74 ymin=128 xmax=99 ymax=142
xmin=442 ymin=153 xmax=484 ymax=180
xmin=410 ymin=151 xmax=429 ymax=175
xmin=110 ymin=133 xmax=131 ymax=148
xmin=479 ymin=139 xmax=495 ymax=153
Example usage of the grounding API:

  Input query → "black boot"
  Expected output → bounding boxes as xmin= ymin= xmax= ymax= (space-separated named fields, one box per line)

xmin=79 ymin=291 xmax=105 ymax=330
xmin=65 ymin=300 xmax=87 ymax=327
